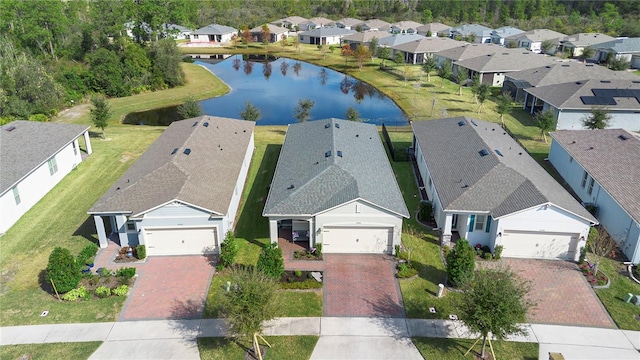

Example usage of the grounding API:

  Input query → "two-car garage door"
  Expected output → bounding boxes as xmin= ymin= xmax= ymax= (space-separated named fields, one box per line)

xmin=144 ymin=227 xmax=218 ymax=256
xmin=322 ymin=226 xmax=393 ymax=254
xmin=500 ymin=230 xmax=578 ymax=260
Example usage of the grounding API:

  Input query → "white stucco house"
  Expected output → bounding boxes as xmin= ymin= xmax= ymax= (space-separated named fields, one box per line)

xmin=416 ymin=23 xmax=450 ymax=37
xmin=190 ymin=24 xmax=237 ymax=44
xmin=298 ymin=27 xmax=356 ymax=45
xmin=390 ymin=21 xmax=423 ymax=34
xmin=88 ymin=116 xmax=254 ymax=256
xmin=490 ymin=26 xmax=524 ymax=45
xmin=549 ymin=129 xmax=640 ymax=264
xmin=391 ymin=36 xmax=462 ymax=64
xmin=446 ymin=24 xmax=493 ymax=43
xmin=412 ymin=117 xmax=597 ymax=260
xmin=334 ymin=17 xmax=361 ymax=30
xmin=453 ymin=50 xmax=555 ymax=87
xmin=592 ymin=37 xmax=640 ymax=69
xmin=263 ymin=119 xmax=409 ymax=254
xmin=558 ymin=33 xmax=616 ymax=59
xmin=504 ymin=29 xmax=566 ymax=54
xmin=523 ymin=79 xmax=640 ymax=131
xmin=0 ymin=121 xmax=92 ymax=234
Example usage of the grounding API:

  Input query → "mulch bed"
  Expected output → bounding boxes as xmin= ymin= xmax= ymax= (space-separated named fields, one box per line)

xmin=280 ymin=270 xmax=320 ymax=283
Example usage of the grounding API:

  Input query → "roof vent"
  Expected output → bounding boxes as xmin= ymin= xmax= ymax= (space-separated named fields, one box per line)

xmin=586 ymin=64 xmax=594 ymax=67
xmin=325 ymin=123 xmax=331 ymax=128
xmin=193 ymin=122 xmax=198 ymax=127
xmin=337 ymin=150 xmax=343 ymax=157
xmin=325 ymin=150 xmax=332 ymax=157
xmin=203 ymin=122 xmax=209 ymax=127
xmin=335 ymin=123 xmax=340 ymax=128
xmin=618 ymin=134 xmax=629 ymax=141
xmin=600 ymin=80 xmax=611 ymax=83
xmin=479 ymin=149 xmax=489 ymax=157
xmin=171 ymin=148 xmax=179 ymax=155
xmin=184 ymin=148 xmax=191 ymax=155
xmin=470 ymin=120 xmax=478 ymax=126
xmin=561 ymin=64 xmax=569 ymax=67
xmin=458 ymin=120 xmax=466 ymax=126
xmin=287 ymin=184 xmax=295 ymax=190
xmin=494 ymin=149 xmax=504 ymax=157
xmin=4 ymin=126 xmax=16 ymax=132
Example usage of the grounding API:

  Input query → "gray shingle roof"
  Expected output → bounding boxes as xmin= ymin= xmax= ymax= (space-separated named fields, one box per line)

xmin=550 ymin=129 xmax=640 ymax=224
xmin=436 ymin=43 xmax=504 ymax=61
xmin=449 ymin=24 xmax=493 ymax=37
xmin=592 ymin=37 xmax=640 ymax=54
xmin=378 ymin=33 xmax=425 ymax=47
xmin=334 ymin=18 xmax=362 ymax=27
xmin=89 ymin=116 xmax=254 ymax=216
xmin=560 ymin=33 xmax=616 ymax=48
xmin=341 ymin=30 xmax=390 ymax=43
xmin=524 ymin=79 xmax=640 ymax=110
xmin=391 ymin=21 xmax=424 ymax=32
xmin=271 ymin=16 xmax=308 ymax=27
xmin=391 ymin=36 xmax=463 ymax=54
xmin=454 ymin=50 xmax=555 ymax=73
xmin=506 ymin=62 xmax=639 ymax=88
xmin=416 ymin=23 xmax=451 ymax=34
xmin=0 ymin=121 xmax=89 ymax=195
xmin=263 ymin=119 xmax=409 ymax=218
xmin=193 ymin=24 xmax=237 ymax=35
xmin=491 ymin=26 xmax=524 ymax=38
xmin=299 ymin=27 xmax=356 ymax=37
xmin=250 ymin=24 xmax=288 ymax=34
xmin=357 ymin=19 xmax=391 ymax=31
xmin=412 ymin=117 xmax=595 ymax=222
xmin=505 ymin=29 xmax=566 ymax=42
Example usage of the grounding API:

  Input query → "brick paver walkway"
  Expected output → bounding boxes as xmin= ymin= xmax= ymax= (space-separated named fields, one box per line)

xmin=324 ymin=254 xmax=404 ymax=317
xmin=501 ymin=259 xmax=616 ymax=328
xmin=279 ymin=238 xmax=325 ymax=272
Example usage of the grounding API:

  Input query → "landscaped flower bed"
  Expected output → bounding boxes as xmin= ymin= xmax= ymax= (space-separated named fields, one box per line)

xmin=293 ymin=245 xmax=322 ymax=261
xmin=279 ymin=270 xmax=323 ymax=289
xmin=579 ymin=263 xmax=609 ymax=287
xmin=114 ymin=245 xmax=146 ymax=263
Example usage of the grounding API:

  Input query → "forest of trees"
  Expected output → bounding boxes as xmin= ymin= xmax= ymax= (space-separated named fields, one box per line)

xmin=1 ymin=0 xmax=639 ymax=123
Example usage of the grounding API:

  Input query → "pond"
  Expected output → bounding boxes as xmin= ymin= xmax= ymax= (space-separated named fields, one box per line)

xmin=123 ymin=55 xmax=408 ymax=126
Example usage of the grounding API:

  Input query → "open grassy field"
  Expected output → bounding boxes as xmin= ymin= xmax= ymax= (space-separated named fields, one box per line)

xmin=198 ymin=336 xmax=319 ymax=360
xmin=0 ymin=342 xmax=102 ymax=360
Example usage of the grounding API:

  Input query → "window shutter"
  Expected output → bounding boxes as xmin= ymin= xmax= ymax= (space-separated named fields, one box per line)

xmin=486 ymin=216 xmax=492 ymax=233
xmin=468 ymin=215 xmax=475 ymax=232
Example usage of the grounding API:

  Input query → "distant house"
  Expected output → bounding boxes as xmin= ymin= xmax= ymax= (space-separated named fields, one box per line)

xmin=504 ymin=29 xmax=566 ymax=54
xmin=391 ymin=36 xmax=462 ymax=64
xmin=190 ymin=24 xmax=237 ymax=43
xmin=416 ymin=22 xmax=450 ymax=37
xmin=390 ymin=21 xmax=423 ymax=34
xmin=446 ymin=24 xmax=494 ymax=43
xmin=592 ymin=37 xmax=640 ymax=69
xmin=356 ymin=19 xmax=391 ymax=32
xmin=434 ymin=43 xmax=503 ymax=67
xmin=503 ymin=62 xmax=639 ymax=103
xmin=250 ymin=24 xmax=288 ymax=43
xmin=558 ymin=33 xmax=616 ymax=59
xmin=334 ymin=17 xmax=362 ymax=30
xmin=271 ymin=16 xmax=308 ymax=30
xmin=298 ymin=27 xmax=356 ymax=45
xmin=490 ymin=26 xmax=524 ymax=45
xmin=378 ymin=33 xmax=425 ymax=50
xmin=454 ymin=50 xmax=555 ymax=87
xmin=341 ymin=30 xmax=390 ymax=50
xmin=263 ymin=119 xmax=409 ymax=254
xmin=549 ymin=129 xmax=640 ymax=264
xmin=412 ymin=117 xmax=596 ymax=260
xmin=523 ymin=79 xmax=640 ymax=131
xmin=89 ymin=117 xmax=254 ymax=256
xmin=299 ymin=17 xmax=334 ymax=31
xmin=1 ymin=121 xmax=92 ymax=234
xmin=161 ymin=24 xmax=193 ymax=40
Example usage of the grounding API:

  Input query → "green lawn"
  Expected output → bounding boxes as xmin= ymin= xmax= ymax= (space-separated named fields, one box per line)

xmin=198 ymin=336 xmax=318 ymax=360
xmin=594 ymin=257 xmax=640 ymax=330
xmin=412 ymin=337 xmax=538 ymax=360
xmin=0 ymin=342 xmax=102 ymax=360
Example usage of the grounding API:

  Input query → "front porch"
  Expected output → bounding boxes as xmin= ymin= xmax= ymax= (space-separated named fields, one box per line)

xmin=278 ymin=233 xmax=325 ymax=272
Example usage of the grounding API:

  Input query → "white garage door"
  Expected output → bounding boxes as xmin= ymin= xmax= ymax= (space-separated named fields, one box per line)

xmin=144 ymin=227 xmax=218 ymax=256
xmin=322 ymin=226 xmax=393 ymax=254
xmin=501 ymin=230 xmax=578 ymax=259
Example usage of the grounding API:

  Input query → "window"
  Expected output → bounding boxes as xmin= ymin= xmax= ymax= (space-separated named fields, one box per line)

xmin=581 ymin=171 xmax=588 ymax=187
xmin=126 ymin=221 xmax=136 ymax=232
xmin=72 ymin=141 xmax=78 ymax=155
xmin=193 ymin=34 xmax=199 ymax=39
xmin=12 ymin=187 xmax=20 ymax=205
xmin=474 ymin=215 xmax=486 ymax=231
xmin=48 ymin=157 xmax=58 ymax=175
xmin=588 ymin=178 xmax=595 ymax=195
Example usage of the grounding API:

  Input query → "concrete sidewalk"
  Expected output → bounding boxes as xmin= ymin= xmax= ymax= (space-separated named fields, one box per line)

xmin=2 ymin=318 xmax=639 ymax=359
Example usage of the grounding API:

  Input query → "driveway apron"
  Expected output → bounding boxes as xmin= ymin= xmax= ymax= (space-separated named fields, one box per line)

xmin=119 ymin=255 xmax=215 ymax=321
xmin=324 ymin=254 xmax=404 ymax=317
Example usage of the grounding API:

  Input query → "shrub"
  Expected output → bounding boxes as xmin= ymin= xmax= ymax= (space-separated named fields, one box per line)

xmin=442 ymin=246 xmax=451 ymax=258
xmin=394 ymin=244 xmax=401 ymax=257
xmin=493 ymin=245 xmax=503 ymax=260
xmin=294 ymin=270 xmax=302 ymax=277
xmin=315 ymin=243 xmax=322 ymax=256
xmin=307 ymin=272 xmax=314 ymax=279
xmin=97 ymin=267 xmax=111 ymax=277
xmin=579 ymin=246 xmax=587 ymax=264
xmin=446 ymin=239 xmax=476 ymax=287
xmin=481 ymin=245 xmax=491 ymax=254
xmin=217 ymin=231 xmax=239 ymax=270
xmin=280 ymin=279 xmax=323 ymax=289
xmin=112 ymin=285 xmax=129 ymax=296
xmin=62 ymin=286 xmax=90 ymax=301
xmin=46 ymin=247 xmax=81 ymax=293
xmin=136 ymin=244 xmax=146 ymax=259
xmin=397 ymin=262 xmax=419 ymax=278
xmin=419 ymin=200 xmax=433 ymax=222
xmin=257 ymin=243 xmax=284 ymax=279
xmin=116 ymin=267 xmax=136 ymax=279
xmin=294 ymin=250 xmax=300 ymax=259
xmin=587 ymin=227 xmax=598 ymax=250
xmin=28 ymin=113 xmax=48 ymax=122
xmin=95 ymin=286 xmax=111 ymax=298
xmin=483 ymin=252 xmax=493 ymax=260
xmin=77 ymin=243 xmax=99 ymax=267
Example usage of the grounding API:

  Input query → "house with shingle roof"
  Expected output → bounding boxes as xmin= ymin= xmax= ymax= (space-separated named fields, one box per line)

xmin=505 ymin=29 xmax=566 ymax=54
xmin=89 ymin=117 xmax=254 ymax=256
xmin=391 ymin=36 xmax=463 ymax=64
xmin=390 ymin=21 xmax=423 ymax=34
xmin=558 ymin=33 xmax=616 ymax=59
xmin=190 ymin=24 xmax=237 ymax=43
xmin=434 ymin=43 xmax=503 ymax=67
xmin=412 ymin=117 xmax=596 ymax=260
xmin=271 ymin=16 xmax=308 ymax=30
xmin=503 ymin=62 xmax=639 ymax=103
xmin=356 ymin=19 xmax=391 ymax=32
xmin=249 ymin=24 xmax=288 ymax=43
xmin=379 ymin=33 xmax=425 ymax=60
xmin=334 ymin=17 xmax=361 ymax=30
xmin=490 ymin=26 xmax=524 ymax=45
xmin=453 ymin=49 xmax=556 ymax=87
xmin=1 ymin=121 xmax=92 ymax=234
xmin=592 ymin=37 xmax=640 ymax=69
xmin=263 ymin=119 xmax=408 ymax=254
xmin=298 ymin=27 xmax=356 ymax=45
xmin=549 ymin=129 xmax=640 ymax=263
xmin=416 ymin=22 xmax=450 ymax=37
xmin=446 ymin=24 xmax=494 ymax=43
xmin=523 ymin=79 xmax=640 ymax=131
xmin=341 ymin=30 xmax=390 ymax=50
xmin=299 ymin=17 xmax=334 ymax=31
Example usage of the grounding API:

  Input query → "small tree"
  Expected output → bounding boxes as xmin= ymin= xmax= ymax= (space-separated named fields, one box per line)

xmin=241 ymin=27 xmax=252 ymax=47
xmin=581 ymin=107 xmax=611 ymax=129
xmin=446 ymin=238 xmax=475 ymax=287
xmin=579 ymin=46 xmax=595 ymax=63
xmin=217 ymin=231 xmax=239 ymax=270
xmin=240 ymin=101 xmax=261 ymax=121
xmin=219 ymin=266 xmax=278 ymax=360
xmin=422 ymin=56 xmax=437 ymax=82
xmin=341 ymin=44 xmax=353 ymax=65
xmin=455 ymin=70 xmax=467 ymax=96
xmin=505 ymin=39 xmax=518 ymax=48
xmin=292 ymin=36 xmax=300 ymax=52
xmin=470 ymin=74 xmax=480 ymax=103
xmin=256 ymin=243 xmax=284 ymax=279
xmin=496 ymin=93 xmax=513 ymax=127
xmin=540 ymin=39 xmax=554 ymax=54
xmin=260 ymin=24 xmax=271 ymax=45
xmin=345 ymin=106 xmax=360 ymax=122
xmin=589 ymin=229 xmax=617 ymax=277
xmin=458 ymin=267 xmax=534 ymax=359
xmin=293 ymin=98 xmax=314 ymax=122
xmin=475 ymin=84 xmax=490 ymax=113
xmin=377 ymin=47 xmax=390 ymax=67
xmin=394 ymin=51 xmax=404 ymax=66
xmin=437 ymin=59 xmax=452 ymax=87
xmin=90 ymin=95 xmax=110 ymax=139
xmin=177 ymin=96 xmax=203 ymax=119
xmin=279 ymin=34 xmax=287 ymax=51
xmin=46 ymin=247 xmax=81 ymax=294
xmin=607 ymin=57 xmax=631 ymax=71
xmin=369 ymin=37 xmax=378 ymax=59
xmin=535 ymin=110 xmax=556 ymax=143
xmin=354 ymin=45 xmax=371 ymax=70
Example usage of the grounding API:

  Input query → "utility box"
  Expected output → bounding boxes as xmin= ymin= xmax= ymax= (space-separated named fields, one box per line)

xmin=632 ymin=295 xmax=640 ymax=306
xmin=624 ymin=293 xmax=634 ymax=303
xmin=549 ymin=352 xmax=565 ymax=360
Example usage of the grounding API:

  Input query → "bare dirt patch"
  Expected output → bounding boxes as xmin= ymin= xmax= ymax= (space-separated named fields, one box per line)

xmin=53 ymin=104 xmax=91 ymax=123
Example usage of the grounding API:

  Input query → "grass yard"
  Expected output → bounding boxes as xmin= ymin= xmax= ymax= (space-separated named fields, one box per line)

xmin=412 ymin=337 xmax=538 ymax=360
xmin=198 ymin=336 xmax=318 ymax=360
xmin=594 ymin=257 xmax=640 ymax=330
xmin=0 ymin=342 xmax=102 ymax=360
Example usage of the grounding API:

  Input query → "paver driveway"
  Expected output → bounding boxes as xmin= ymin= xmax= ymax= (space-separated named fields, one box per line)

xmin=120 ymin=255 xmax=215 ymax=321
xmin=324 ymin=254 xmax=404 ymax=317
xmin=501 ymin=259 xmax=615 ymax=328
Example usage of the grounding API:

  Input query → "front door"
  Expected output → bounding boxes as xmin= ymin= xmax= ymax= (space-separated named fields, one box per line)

xmin=452 ymin=214 xmax=458 ymax=229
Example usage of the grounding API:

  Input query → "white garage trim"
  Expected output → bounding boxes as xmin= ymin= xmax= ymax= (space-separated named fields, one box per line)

xmin=144 ymin=227 xmax=218 ymax=256
xmin=500 ymin=230 xmax=578 ymax=260
xmin=322 ymin=226 xmax=393 ymax=254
